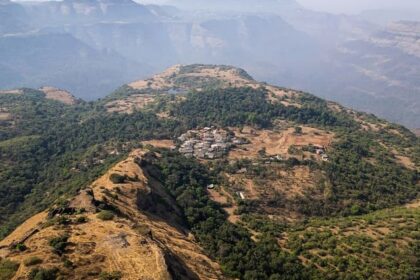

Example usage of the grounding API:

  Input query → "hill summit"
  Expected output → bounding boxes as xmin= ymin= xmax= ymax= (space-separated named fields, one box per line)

xmin=0 ymin=64 xmax=418 ymax=280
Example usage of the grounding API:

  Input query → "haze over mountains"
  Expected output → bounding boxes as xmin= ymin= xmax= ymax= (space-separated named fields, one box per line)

xmin=1 ymin=0 xmax=419 ymax=128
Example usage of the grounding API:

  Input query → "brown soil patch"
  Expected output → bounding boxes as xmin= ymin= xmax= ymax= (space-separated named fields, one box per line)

xmin=129 ymin=65 xmax=256 ymax=91
xmin=129 ymin=65 xmax=182 ymax=90
xmin=227 ymin=166 xmax=316 ymax=201
xmin=0 ymin=112 xmax=11 ymax=121
xmin=405 ymin=199 xmax=420 ymax=208
xmin=208 ymin=188 xmax=239 ymax=223
xmin=224 ymin=164 xmax=320 ymax=222
xmin=142 ymin=140 xmax=174 ymax=149
xmin=229 ymin=126 xmax=334 ymax=160
xmin=395 ymin=155 xmax=416 ymax=170
xmin=353 ymin=115 xmax=385 ymax=132
xmin=389 ymin=148 xmax=417 ymax=170
xmin=327 ymin=102 xmax=345 ymax=113
xmin=0 ymin=89 xmax=23 ymax=95
xmin=39 ymin=86 xmax=77 ymax=105
xmin=106 ymin=94 xmax=157 ymax=114
xmin=68 ymin=189 xmax=96 ymax=213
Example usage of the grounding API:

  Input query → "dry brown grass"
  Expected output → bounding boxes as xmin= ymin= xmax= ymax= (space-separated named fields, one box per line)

xmin=227 ymin=166 xmax=318 ymax=200
xmin=129 ymin=65 xmax=182 ymax=90
xmin=142 ymin=140 xmax=174 ymax=149
xmin=0 ymin=87 xmax=76 ymax=105
xmin=229 ymin=126 xmax=334 ymax=160
xmin=223 ymin=164 xmax=321 ymax=222
xmin=405 ymin=199 xmax=420 ymax=208
xmin=0 ymin=212 xmax=48 ymax=249
xmin=39 ymin=86 xmax=77 ymax=105
xmin=127 ymin=65 xmax=300 ymax=107
xmin=106 ymin=94 xmax=157 ymax=114
xmin=0 ymin=149 xmax=224 ymax=280
xmin=208 ymin=188 xmax=239 ymax=223
xmin=395 ymin=155 xmax=416 ymax=170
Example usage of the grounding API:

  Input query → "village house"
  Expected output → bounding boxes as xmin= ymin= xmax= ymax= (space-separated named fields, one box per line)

xmin=237 ymin=191 xmax=246 ymax=200
xmin=177 ymin=127 xmax=246 ymax=159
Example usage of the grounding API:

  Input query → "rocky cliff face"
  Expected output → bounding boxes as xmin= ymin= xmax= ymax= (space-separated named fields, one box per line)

xmin=373 ymin=21 xmax=420 ymax=58
xmin=0 ymin=0 xmax=28 ymax=35
xmin=323 ymin=21 xmax=420 ymax=127
xmin=23 ymin=0 xmax=156 ymax=26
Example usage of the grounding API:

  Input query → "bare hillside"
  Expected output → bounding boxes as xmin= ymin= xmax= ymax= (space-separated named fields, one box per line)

xmin=0 ymin=150 xmax=223 ymax=280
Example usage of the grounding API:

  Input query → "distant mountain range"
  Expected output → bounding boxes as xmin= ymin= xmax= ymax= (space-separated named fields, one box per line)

xmin=0 ymin=0 xmax=419 ymax=128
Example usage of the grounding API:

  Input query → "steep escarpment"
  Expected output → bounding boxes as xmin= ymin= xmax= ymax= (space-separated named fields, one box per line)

xmin=330 ymin=21 xmax=420 ymax=128
xmin=0 ymin=149 xmax=223 ymax=280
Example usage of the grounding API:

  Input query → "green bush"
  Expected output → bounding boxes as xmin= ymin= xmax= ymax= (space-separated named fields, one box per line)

xmin=0 ymin=259 xmax=20 ymax=280
xmin=28 ymin=267 xmax=59 ymax=280
xmin=49 ymin=235 xmax=69 ymax=255
xmin=56 ymin=216 xmax=71 ymax=225
xmin=14 ymin=243 xmax=27 ymax=252
xmin=63 ymin=259 xmax=73 ymax=269
xmin=24 ymin=257 xmax=43 ymax=267
xmin=97 ymin=210 xmax=115 ymax=221
xmin=75 ymin=216 xmax=87 ymax=224
xmin=109 ymin=174 xmax=126 ymax=184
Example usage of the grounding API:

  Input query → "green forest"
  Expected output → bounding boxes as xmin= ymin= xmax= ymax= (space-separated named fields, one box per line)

xmin=0 ymin=84 xmax=418 ymax=279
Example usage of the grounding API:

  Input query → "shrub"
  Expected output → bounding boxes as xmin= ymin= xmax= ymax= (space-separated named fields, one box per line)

xmin=75 ymin=216 xmax=87 ymax=224
xmin=24 ymin=257 xmax=43 ymax=267
xmin=56 ymin=216 xmax=71 ymax=225
xmin=63 ymin=259 xmax=73 ymax=269
xmin=97 ymin=210 xmax=115 ymax=221
xmin=15 ymin=243 xmax=27 ymax=252
xmin=28 ymin=267 xmax=59 ymax=280
xmin=49 ymin=235 xmax=69 ymax=255
xmin=99 ymin=271 xmax=122 ymax=280
xmin=0 ymin=259 xmax=20 ymax=280
xmin=109 ymin=174 xmax=126 ymax=184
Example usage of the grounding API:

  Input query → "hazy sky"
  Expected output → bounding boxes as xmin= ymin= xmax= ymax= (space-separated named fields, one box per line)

xmin=13 ymin=0 xmax=420 ymax=14
xmin=296 ymin=0 xmax=420 ymax=14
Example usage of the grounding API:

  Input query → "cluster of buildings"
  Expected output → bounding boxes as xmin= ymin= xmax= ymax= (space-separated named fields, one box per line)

xmin=178 ymin=127 xmax=247 ymax=159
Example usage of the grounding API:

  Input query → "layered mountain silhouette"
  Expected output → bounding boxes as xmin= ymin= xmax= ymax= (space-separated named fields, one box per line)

xmin=0 ymin=0 xmax=419 ymax=128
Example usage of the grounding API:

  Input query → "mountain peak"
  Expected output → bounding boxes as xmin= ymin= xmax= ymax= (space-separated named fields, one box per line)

xmin=128 ymin=64 xmax=255 ymax=91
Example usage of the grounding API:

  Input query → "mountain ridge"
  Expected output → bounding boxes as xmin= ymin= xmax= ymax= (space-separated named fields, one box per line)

xmin=0 ymin=64 xmax=418 ymax=279
xmin=0 ymin=149 xmax=224 ymax=280
xmin=0 ymin=0 xmax=418 ymax=127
